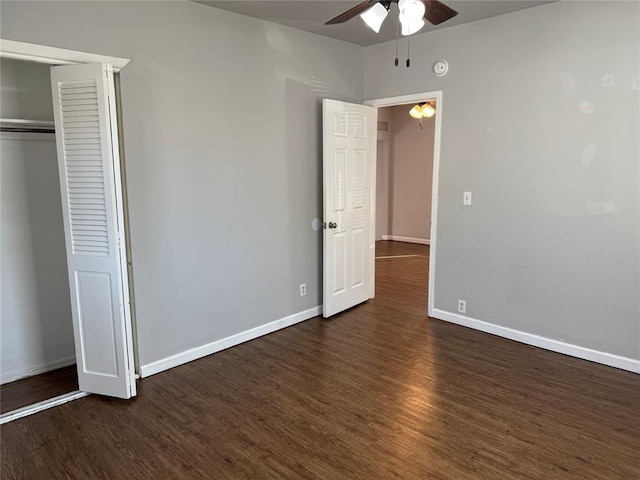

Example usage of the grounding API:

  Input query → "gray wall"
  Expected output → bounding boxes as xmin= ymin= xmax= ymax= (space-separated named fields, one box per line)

xmin=0 ymin=59 xmax=74 ymax=382
xmin=0 ymin=1 xmax=364 ymax=366
xmin=0 ymin=58 xmax=54 ymax=121
xmin=365 ymin=1 xmax=640 ymax=359
xmin=387 ymin=104 xmax=434 ymax=241
xmin=3 ymin=0 xmax=637 ymax=367
xmin=1 ymin=135 xmax=75 ymax=383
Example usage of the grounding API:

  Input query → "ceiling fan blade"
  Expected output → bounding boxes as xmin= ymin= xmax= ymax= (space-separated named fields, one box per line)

xmin=326 ymin=0 xmax=379 ymax=25
xmin=422 ymin=0 xmax=458 ymax=25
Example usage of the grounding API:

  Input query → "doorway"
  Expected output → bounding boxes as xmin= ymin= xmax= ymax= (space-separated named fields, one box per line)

xmin=0 ymin=41 xmax=137 ymax=423
xmin=373 ymin=100 xmax=436 ymax=307
xmin=367 ymin=91 xmax=443 ymax=317
xmin=321 ymin=91 xmax=442 ymax=318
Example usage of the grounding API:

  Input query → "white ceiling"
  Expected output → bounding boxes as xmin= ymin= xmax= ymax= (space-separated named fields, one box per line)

xmin=194 ymin=1 xmax=554 ymax=46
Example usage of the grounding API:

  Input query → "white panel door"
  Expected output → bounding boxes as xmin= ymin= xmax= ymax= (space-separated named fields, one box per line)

xmin=323 ymin=99 xmax=376 ymax=318
xmin=50 ymin=63 xmax=136 ymax=399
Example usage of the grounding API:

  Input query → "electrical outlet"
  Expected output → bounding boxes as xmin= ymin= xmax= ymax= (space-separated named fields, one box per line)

xmin=300 ymin=283 xmax=307 ymax=297
xmin=457 ymin=299 xmax=466 ymax=314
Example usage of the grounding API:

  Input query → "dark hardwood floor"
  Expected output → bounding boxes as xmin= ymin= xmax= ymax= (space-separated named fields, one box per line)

xmin=375 ymin=240 xmax=429 ymax=258
xmin=2 ymin=241 xmax=639 ymax=479
xmin=0 ymin=365 xmax=78 ymax=414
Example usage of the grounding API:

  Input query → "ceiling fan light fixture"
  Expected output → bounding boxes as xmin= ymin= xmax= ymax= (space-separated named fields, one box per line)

xmin=409 ymin=102 xmax=436 ymax=121
xmin=360 ymin=3 xmax=390 ymax=33
xmin=409 ymin=104 xmax=424 ymax=119
xmin=400 ymin=17 xmax=425 ymax=36
xmin=398 ymin=0 xmax=426 ymax=22
xmin=421 ymin=103 xmax=436 ymax=118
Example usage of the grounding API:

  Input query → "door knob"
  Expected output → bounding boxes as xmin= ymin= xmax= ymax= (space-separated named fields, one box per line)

xmin=328 ymin=222 xmax=337 ymax=229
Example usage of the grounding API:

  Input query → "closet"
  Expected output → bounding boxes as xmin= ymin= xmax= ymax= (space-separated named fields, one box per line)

xmin=1 ymin=46 xmax=138 ymax=422
xmin=0 ymin=58 xmax=78 ymax=413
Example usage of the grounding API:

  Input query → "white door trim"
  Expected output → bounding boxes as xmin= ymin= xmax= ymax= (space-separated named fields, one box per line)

xmin=365 ymin=91 xmax=443 ymax=317
xmin=0 ymin=39 xmax=130 ymax=71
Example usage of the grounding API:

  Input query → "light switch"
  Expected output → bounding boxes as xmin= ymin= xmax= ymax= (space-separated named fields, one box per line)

xmin=463 ymin=192 xmax=472 ymax=205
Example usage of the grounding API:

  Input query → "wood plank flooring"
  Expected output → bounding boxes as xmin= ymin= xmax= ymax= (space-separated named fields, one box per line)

xmin=2 ymin=241 xmax=639 ymax=479
xmin=0 ymin=365 xmax=78 ymax=414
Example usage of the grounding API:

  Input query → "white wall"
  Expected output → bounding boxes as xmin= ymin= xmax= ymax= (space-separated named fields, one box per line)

xmin=0 ymin=1 xmax=364 ymax=369
xmin=0 ymin=59 xmax=75 ymax=383
xmin=0 ymin=58 xmax=54 ymax=121
xmin=375 ymin=107 xmax=391 ymax=240
xmin=0 ymin=59 xmax=74 ymax=383
xmin=376 ymin=104 xmax=435 ymax=243
xmin=0 ymin=134 xmax=75 ymax=383
xmin=365 ymin=1 xmax=640 ymax=361
xmin=386 ymin=104 xmax=435 ymax=241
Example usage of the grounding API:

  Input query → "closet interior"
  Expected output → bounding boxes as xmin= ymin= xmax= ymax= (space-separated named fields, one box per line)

xmin=1 ymin=58 xmax=78 ymax=414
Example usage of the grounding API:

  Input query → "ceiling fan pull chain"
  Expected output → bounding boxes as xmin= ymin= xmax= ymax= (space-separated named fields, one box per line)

xmin=406 ymin=38 xmax=411 ymax=67
xmin=394 ymin=4 xmax=400 ymax=67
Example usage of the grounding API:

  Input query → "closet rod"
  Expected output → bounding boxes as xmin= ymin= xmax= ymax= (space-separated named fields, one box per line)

xmin=1 ymin=118 xmax=55 ymax=133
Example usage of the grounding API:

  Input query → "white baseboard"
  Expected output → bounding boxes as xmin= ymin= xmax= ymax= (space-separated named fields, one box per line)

xmin=140 ymin=305 xmax=323 ymax=378
xmin=1 ymin=355 xmax=76 ymax=385
xmin=431 ymin=309 xmax=640 ymax=374
xmin=382 ymin=235 xmax=430 ymax=245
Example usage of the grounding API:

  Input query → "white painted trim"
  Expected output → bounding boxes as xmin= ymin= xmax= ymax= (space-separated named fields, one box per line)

xmin=382 ymin=235 xmax=430 ymax=245
xmin=427 ymin=92 xmax=443 ymax=318
xmin=365 ymin=92 xmax=440 ymax=108
xmin=1 ymin=356 xmax=76 ymax=385
xmin=0 ymin=39 xmax=130 ymax=71
xmin=0 ymin=391 xmax=89 ymax=425
xmin=431 ymin=309 xmax=640 ymax=374
xmin=365 ymin=90 xmax=443 ymax=317
xmin=369 ymin=106 xmax=378 ymax=300
xmin=140 ymin=306 xmax=323 ymax=378
xmin=105 ymin=64 xmax=137 ymax=398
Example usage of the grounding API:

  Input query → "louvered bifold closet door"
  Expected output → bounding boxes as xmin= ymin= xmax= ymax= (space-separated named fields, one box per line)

xmin=51 ymin=63 xmax=135 ymax=399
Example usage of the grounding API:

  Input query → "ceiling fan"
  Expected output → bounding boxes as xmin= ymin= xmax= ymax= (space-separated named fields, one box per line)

xmin=326 ymin=0 xmax=458 ymax=35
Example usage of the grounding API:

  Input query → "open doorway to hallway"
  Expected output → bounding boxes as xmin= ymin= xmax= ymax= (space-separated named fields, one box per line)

xmin=374 ymin=100 xmax=436 ymax=309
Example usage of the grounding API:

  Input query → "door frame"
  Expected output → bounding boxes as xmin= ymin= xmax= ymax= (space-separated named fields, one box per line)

xmin=0 ymin=39 xmax=129 ymax=71
xmin=364 ymin=91 xmax=443 ymax=316
xmin=0 ymin=39 xmax=136 ymax=423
